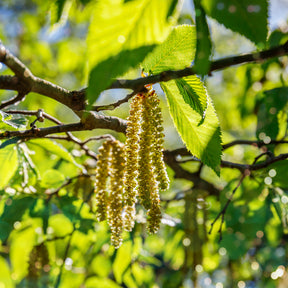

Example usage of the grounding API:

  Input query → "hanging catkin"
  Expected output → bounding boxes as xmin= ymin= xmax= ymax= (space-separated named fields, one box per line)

xmin=123 ymin=94 xmax=141 ymax=231
xmin=94 ymin=87 xmax=169 ymax=247
xmin=147 ymin=89 xmax=170 ymax=191
xmin=94 ymin=140 xmax=112 ymax=222
xmin=107 ymin=140 xmax=125 ymax=248
xmin=137 ymin=93 xmax=155 ymax=210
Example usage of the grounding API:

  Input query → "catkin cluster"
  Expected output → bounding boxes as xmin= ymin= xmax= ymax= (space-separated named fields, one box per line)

xmin=94 ymin=88 xmax=169 ymax=247
xmin=124 ymin=88 xmax=169 ymax=234
xmin=94 ymin=139 xmax=125 ymax=248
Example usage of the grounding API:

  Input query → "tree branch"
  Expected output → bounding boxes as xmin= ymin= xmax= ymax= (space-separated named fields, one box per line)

xmin=1 ymin=41 xmax=288 ymax=114
xmin=109 ymin=40 xmax=288 ymax=91
xmin=164 ymin=150 xmax=220 ymax=196
xmin=0 ymin=43 xmax=85 ymax=111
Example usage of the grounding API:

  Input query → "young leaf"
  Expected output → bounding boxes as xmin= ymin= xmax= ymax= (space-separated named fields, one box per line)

xmin=142 ymin=25 xmax=196 ymax=74
xmin=161 ymin=80 xmax=222 ymax=175
xmin=87 ymin=0 xmax=179 ymax=104
xmin=202 ymin=0 xmax=268 ymax=46
xmin=0 ymin=144 xmax=18 ymax=189
xmin=193 ymin=0 xmax=212 ymax=76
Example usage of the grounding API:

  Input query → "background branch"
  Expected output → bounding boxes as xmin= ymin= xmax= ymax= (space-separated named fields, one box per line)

xmin=209 ymin=172 xmax=248 ymax=241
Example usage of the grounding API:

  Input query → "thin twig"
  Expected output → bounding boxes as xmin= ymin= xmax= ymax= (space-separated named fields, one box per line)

xmin=92 ymin=90 xmax=138 ymax=112
xmin=209 ymin=172 xmax=248 ymax=241
xmin=5 ymin=109 xmax=64 ymax=125
xmin=252 ymin=151 xmax=274 ymax=165
xmin=222 ymin=139 xmax=288 ymax=150
xmin=0 ymin=91 xmax=27 ymax=109
xmin=81 ymin=134 xmax=116 ymax=144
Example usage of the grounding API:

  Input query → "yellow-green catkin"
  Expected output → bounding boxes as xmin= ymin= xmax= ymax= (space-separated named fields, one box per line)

xmin=107 ymin=140 xmax=125 ymax=248
xmin=94 ymin=140 xmax=112 ymax=222
xmin=123 ymin=95 xmax=141 ymax=231
xmin=137 ymin=93 xmax=155 ymax=210
xmin=147 ymin=178 xmax=162 ymax=234
xmin=147 ymin=89 xmax=170 ymax=191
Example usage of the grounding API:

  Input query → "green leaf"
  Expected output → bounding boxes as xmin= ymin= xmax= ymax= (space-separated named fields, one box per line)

xmin=142 ymin=25 xmax=196 ymax=74
xmin=113 ymin=240 xmax=132 ymax=283
xmin=85 ymin=277 xmax=122 ymax=288
xmin=256 ymin=87 xmax=288 ymax=141
xmin=193 ymin=0 xmax=212 ymax=76
xmin=87 ymin=0 xmax=179 ymax=104
xmin=161 ymin=79 xmax=222 ymax=175
xmin=28 ymin=139 xmax=83 ymax=169
xmin=0 ymin=196 xmax=36 ymax=241
xmin=0 ymin=144 xmax=18 ymax=189
xmin=40 ymin=169 xmax=65 ymax=188
xmin=88 ymin=46 xmax=155 ymax=103
xmin=0 ymin=257 xmax=13 ymax=287
xmin=202 ymin=0 xmax=268 ymax=45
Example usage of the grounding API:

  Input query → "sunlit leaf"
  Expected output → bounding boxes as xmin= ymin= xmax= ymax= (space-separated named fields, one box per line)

xmin=87 ymin=0 xmax=179 ymax=104
xmin=0 ymin=257 xmax=13 ymax=287
xmin=202 ymin=0 xmax=268 ymax=45
xmin=161 ymin=80 xmax=222 ymax=175
xmin=0 ymin=144 xmax=18 ymax=189
xmin=9 ymin=225 xmax=35 ymax=281
xmin=113 ymin=240 xmax=132 ymax=283
xmin=85 ymin=277 xmax=122 ymax=288
xmin=40 ymin=169 xmax=65 ymax=188
xmin=142 ymin=25 xmax=196 ymax=74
